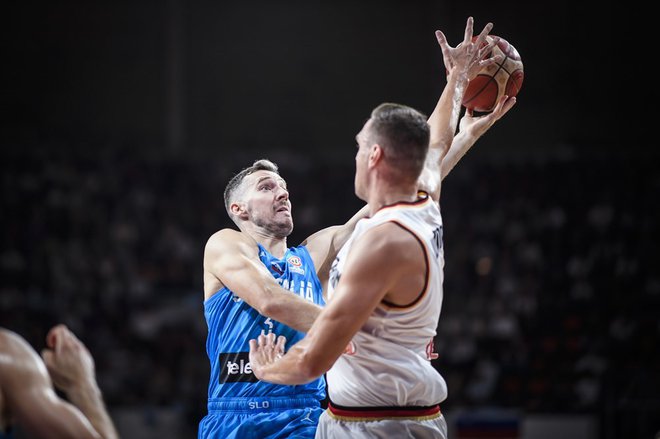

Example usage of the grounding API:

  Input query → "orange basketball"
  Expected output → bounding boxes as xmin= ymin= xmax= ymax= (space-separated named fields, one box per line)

xmin=463 ymin=35 xmax=524 ymax=112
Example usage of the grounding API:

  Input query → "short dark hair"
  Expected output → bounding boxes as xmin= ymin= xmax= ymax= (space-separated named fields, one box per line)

xmin=223 ymin=159 xmax=279 ymax=215
xmin=369 ymin=103 xmax=430 ymax=181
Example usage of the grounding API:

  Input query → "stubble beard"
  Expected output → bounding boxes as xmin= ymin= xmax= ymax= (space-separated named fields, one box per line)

xmin=253 ymin=215 xmax=293 ymax=239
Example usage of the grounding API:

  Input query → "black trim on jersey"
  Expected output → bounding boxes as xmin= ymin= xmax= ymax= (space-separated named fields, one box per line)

xmin=374 ymin=192 xmax=430 ymax=214
xmin=381 ymin=221 xmax=429 ymax=309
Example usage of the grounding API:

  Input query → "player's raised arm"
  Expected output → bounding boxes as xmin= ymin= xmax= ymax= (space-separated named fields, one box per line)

xmin=41 ymin=325 xmax=118 ymax=439
xmin=204 ymin=229 xmax=322 ymax=332
xmin=420 ymin=17 xmax=500 ymax=201
xmin=441 ymin=30 xmax=522 ymax=179
xmin=302 ymin=20 xmax=497 ymax=270
xmin=441 ymin=94 xmax=516 ymax=178
xmin=0 ymin=327 xmax=118 ymax=439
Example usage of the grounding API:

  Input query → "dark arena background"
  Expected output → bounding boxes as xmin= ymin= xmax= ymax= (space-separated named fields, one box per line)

xmin=1 ymin=1 xmax=656 ymax=438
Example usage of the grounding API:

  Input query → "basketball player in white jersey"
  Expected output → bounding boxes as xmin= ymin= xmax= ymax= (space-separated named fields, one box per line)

xmin=248 ymin=17 xmax=517 ymax=438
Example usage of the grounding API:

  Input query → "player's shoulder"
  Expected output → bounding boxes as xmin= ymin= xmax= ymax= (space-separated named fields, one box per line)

xmin=206 ymin=228 xmax=250 ymax=245
xmin=300 ymin=224 xmax=340 ymax=246
xmin=0 ymin=328 xmax=27 ymax=352
xmin=0 ymin=329 xmax=37 ymax=370
xmin=360 ymin=222 xmax=419 ymax=254
xmin=344 ymin=223 xmax=420 ymax=276
xmin=205 ymin=229 xmax=256 ymax=256
xmin=0 ymin=329 xmax=50 ymax=392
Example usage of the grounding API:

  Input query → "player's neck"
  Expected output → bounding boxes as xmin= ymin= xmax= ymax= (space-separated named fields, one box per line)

xmin=250 ymin=231 xmax=288 ymax=258
xmin=366 ymin=181 xmax=419 ymax=215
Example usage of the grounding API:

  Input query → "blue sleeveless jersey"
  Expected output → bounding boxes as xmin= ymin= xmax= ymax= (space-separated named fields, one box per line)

xmin=203 ymin=244 xmax=326 ymax=401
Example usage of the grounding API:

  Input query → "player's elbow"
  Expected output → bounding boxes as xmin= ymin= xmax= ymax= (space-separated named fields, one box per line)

xmin=429 ymin=139 xmax=451 ymax=157
xmin=256 ymin=295 xmax=282 ymax=319
xmin=297 ymin=351 xmax=327 ymax=383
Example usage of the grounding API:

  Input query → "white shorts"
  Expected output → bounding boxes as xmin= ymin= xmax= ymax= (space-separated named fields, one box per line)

xmin=315 ymin=404 xmax=447 ymax=439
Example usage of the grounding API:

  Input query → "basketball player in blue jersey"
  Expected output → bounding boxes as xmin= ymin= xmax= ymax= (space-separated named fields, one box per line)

xmin=198 ymin=158 xmax=367 ymax=439
xmin=199 ymin=17 xmax=515 ymax=439
xmin=248 ymin=18 xmax=516 ymax=438
xmin=0 ymin=325 xmax=118 ymax=439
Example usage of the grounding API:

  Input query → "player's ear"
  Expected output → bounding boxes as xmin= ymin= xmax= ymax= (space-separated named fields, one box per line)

xmin=368 ymin=144 xmax=383 ymax=168
xmin=230 ymin=201 xmax=248 ymax=220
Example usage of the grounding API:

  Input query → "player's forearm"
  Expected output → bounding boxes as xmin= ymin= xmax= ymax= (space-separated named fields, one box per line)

xmin=65 ymin=382 xmax=118 ymax=439
xmin=261 ymin=294 xmax=323 ymax=333
xmin=428 ymin=69 xmax=469 ymax=156
xmin=222 ymin=261 xmax=322 ymax=332
xmin=441 ymin=130 xmax=479 ymax=179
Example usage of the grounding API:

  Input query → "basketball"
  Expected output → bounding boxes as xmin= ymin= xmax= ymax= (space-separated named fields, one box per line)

xmin=462 ymin=35 xmax=524 ymax=112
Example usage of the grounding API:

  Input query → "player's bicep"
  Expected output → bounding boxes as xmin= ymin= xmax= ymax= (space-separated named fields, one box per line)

xmin=205 ymin=232 xmax=281 ymax=307
xmin=217 ymin=254 xmax=277 ymax=299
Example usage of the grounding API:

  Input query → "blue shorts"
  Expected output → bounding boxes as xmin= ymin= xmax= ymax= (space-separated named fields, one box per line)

xmin=198 ymin=397 xmax=323 ymax=439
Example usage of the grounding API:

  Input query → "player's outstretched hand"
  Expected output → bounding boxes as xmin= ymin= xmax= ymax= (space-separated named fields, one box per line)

xmin=249 ymin=332 xmax=287 ymax=380
xmin=41 ymin=324 xmax=97 ymax=394
xmin=458 ymin=94 xmax=517 ymax=138
xmin=435 ymin=16 xmax=502 ymax=80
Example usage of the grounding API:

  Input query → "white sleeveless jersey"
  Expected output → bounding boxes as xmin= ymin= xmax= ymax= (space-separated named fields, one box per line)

xmin=326 ymin=194 xmax=447 ymax=407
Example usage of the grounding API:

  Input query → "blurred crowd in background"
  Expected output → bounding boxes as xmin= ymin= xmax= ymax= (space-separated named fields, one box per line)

xmin=1 ymin=139 xmax=658 ymax=438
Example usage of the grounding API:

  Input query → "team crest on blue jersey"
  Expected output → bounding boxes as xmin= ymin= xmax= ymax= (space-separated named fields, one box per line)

xmin=287 ymin=256 xmax=305 ymax=275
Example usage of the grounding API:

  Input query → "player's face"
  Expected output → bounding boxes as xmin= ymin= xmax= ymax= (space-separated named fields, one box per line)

xmin=241 ymin=170 xmax=293 ymax=238
xmin=354 ymin=119 xmax=372 ymax=201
